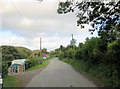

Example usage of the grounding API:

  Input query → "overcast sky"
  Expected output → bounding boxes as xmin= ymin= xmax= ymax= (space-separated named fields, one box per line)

xmin=0 ymin=0 xmax=98 ymax=51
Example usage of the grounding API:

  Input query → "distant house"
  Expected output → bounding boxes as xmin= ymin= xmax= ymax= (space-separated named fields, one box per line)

xmin=8 ymin=59 xmax=29 ymax=74
xmin=32 ymin=50 xmax=40 ymax=56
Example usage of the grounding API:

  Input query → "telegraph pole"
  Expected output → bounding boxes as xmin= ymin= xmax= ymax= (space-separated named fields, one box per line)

xmin=40 ymin=38 xmax=42 ymax=57
xmin=72 ymin=34 xmax=74 ymax=50
xmin=40 ymin=38 xmax=42 ymax=50
xmin=39 ymin=38 xmax=42 ymax=64
xmin=72 ymin=34 xmax=73 ymax=40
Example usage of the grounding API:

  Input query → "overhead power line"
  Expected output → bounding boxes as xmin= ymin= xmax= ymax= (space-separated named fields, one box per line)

xmin=9 ymin=0 xmax=26 ymax=19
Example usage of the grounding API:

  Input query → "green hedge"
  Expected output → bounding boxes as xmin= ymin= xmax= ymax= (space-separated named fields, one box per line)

xmin=25 ymin=56 xmax=42 ymax=70
xmin=2 ymin=61 xmax=8 ymax=78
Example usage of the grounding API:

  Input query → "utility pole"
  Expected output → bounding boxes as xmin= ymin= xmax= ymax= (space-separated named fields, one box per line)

xmin=39 ymin=38 xmax=42 ymax=64
xmin=72 ymin=34 xmax=73 ymax=41
xmin=72 ymin=34 xmax=74 ymax=50
xmin=40 ymin=38 xmax=42 ymax=57
xmin=40 ymin=38 xmax=42 ymax=50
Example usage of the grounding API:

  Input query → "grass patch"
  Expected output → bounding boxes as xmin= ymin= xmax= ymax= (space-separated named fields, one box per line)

xmin=25 ymin=58 xmax=51 ymax=71
xmin=3 ymin=75 xmax=19 ymax=87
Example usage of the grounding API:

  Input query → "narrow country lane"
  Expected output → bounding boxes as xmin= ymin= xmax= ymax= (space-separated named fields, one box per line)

xmin=26 ymin=58 xmax=97 ymax=87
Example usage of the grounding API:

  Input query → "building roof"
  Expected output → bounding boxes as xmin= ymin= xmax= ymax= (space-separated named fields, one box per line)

xmin=10 ymin=64 xmax=21 ymax=67
xmin=43 ymin=54 xmax=47 ymax=57
xmin=11 ymin=59 xmax=29 ymax=66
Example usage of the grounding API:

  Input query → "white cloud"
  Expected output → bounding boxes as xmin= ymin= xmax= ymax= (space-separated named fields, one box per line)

xmin=0 ymin=0 xmax=98 ymax=51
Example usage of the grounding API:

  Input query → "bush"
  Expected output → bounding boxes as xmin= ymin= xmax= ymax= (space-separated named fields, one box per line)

xmin=1 ymin=46 xmax=19 ymax=61
xmin=74 ymin=49 xmax=82 ymax=60
xmin=107 ymin=40 xmax=120 ymax=87
xmin=67 ymin=48 xmax=74 ymax=58
xmin=2 ymin=61 xmax=8 ymax=78
xmin=58 ymin=52 xmax=64 ymax=60
xmin=55 ymin=37 xmax=120 ymax=87
xmin=25 ymin=57 xmax=41 ymax=69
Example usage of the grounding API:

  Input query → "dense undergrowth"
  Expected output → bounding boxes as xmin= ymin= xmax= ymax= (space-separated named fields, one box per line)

xmin=52 ymin=38 xmax=120 ymax=87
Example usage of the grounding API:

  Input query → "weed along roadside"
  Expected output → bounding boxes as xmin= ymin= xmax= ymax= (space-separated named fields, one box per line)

xmin=3 ymin=75 xmax=23 ymax=87
xmin=59 ymin=58 xmax=106 ymax=87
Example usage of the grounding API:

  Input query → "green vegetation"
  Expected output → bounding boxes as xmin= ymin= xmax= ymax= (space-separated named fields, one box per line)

xmin=26 ymin=56 xmax=52 ymax=71
xmin=52 ymin=38 xmax=120 ymax=87
xmin=1 ymin=46 xmax=33 ymax=78
xmin=26 ymin=59 xmax=50 ymax=71
xmin=15 ymin=46 xmax=32 ymax=59
xmin=61 ymin=58 xmax=108 ymax=87
xmin=2 ymin=61 xmax=8 ymax=78
xmin=3 ymin=75 xmax=19 ymax=87
xmin=25 ymin=56 xmax=42 ymax=70
xmin=1 ymin=46 xmax=32 ymax=62
xmin=1 ymin=45 xmax=50 ymax=77
xmin=56 ymin=1 xmax=120 ymax=87
xmin=1 ymin=46 xmax=21 ymax=61
xmin=1 ymin=45 xmax=50 ymax=88
xmin=57 ymin=1 xmax=120 ymax=41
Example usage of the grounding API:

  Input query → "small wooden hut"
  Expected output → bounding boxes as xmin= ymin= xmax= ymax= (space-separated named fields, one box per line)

xmin=8 ymin=59 xmax=29 ymax=74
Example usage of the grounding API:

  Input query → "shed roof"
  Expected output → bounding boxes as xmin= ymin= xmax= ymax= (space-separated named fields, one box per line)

xmin=12 ymin=59 xmax=29 ymax=65
xmin=10 ymin=64 xmax=21 ymax=67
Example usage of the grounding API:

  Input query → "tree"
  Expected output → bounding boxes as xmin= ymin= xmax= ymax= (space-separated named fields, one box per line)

xmin=41 ymin=48 xmax=48 ymax=54
xmin=57 ymin=1 xmax=120 ymax=42
xmin=67 ymin=48 xmax=74 ymax=58
xmin=78 ymin=43 xmax=83 ymax=49
xmin=85 ymin=37 xmax=89 ymax=41
xmin=58 ymin=52 xmax=64 ymax=60
xmin=81 ymin=37 xmax=103 ymax=64
xmin=66 ymin=45 xmax=73 ymax=50
xmin=1 ymin=46 xmax=19 ymax=61
xmin=60 ymin=45 xmax=64 ymax=51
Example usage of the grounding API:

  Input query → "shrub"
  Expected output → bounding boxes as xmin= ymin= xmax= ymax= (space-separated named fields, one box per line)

xmin=74 ymin=49 xmax=82 ymax=60
xmin=2 ymin=61 xmax=8 ymax=78
xmin=67 ymin=48 xmax=74 ymax=58
xmin=58 ymin=52 xmax=64 ymax=60
xmin=25 ymin=57 xmax=40 ymax=69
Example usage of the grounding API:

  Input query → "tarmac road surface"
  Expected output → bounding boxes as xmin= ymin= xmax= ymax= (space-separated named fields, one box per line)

xmin=26 ymin=58 xmax=97 ymax=87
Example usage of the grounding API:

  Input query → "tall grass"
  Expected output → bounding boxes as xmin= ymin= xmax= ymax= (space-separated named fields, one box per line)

xmin=3 ymin=75 xmax=19 ymax=87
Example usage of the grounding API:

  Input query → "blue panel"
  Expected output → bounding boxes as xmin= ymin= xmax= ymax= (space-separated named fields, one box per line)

xmin=11 ymin=67 xmax=12 ymax=72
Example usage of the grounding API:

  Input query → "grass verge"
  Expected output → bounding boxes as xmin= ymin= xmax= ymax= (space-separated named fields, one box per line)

xmin=3 ymin=75 xmax=19 ymax=87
